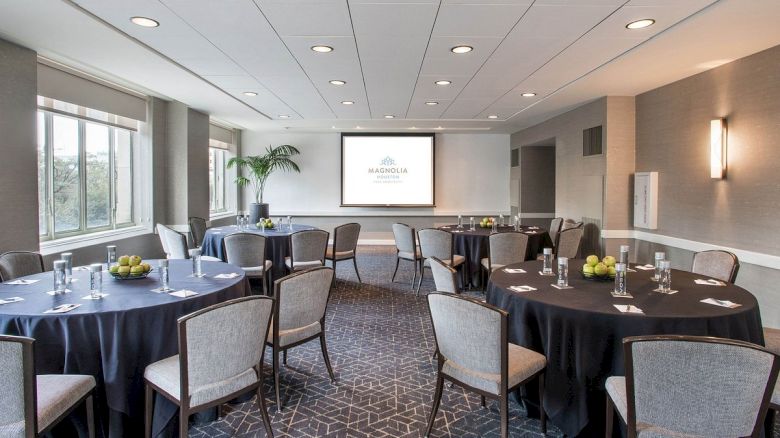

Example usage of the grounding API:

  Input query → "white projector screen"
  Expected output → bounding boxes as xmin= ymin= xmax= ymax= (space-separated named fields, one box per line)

xmin=341 ymin=134 xmax=435 ymax=207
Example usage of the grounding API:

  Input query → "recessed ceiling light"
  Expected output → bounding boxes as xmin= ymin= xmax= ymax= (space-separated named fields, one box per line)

xmin=425 ymin=101 xmax=438 ymax=106
xmin=435 ymin=80 xmax=451 ymax=86
xmin=384 ymin=115 xmax=395 ymax=119
xmin=451 ymin=45 xmax=473 ymax=54
xmin=488 ymin=115 xmax=498 ymax=119
xmin=311 ymin=45 xmax=333 ymax=53
xmin=243 ymin=91 xmax=258 ymax=96
xmin=329 ymin=80 xmax=346 ymax=86
xmin=521 ymin=92 xmax=536 ymax=97
xmin=130 ymin=16 xmax=159 ymax=27
xmin=341 ymin=101 xmax=354 ymax=105
xmin=278 ymin=115 xmax=291 ymax=119
xmin=626 ymin=19 xmax=655 ymax=29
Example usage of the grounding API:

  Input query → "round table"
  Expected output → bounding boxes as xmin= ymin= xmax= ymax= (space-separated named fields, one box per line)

xmin=200 ymin=223 xmax=318 ymax=282
xmin=0 ymin=260 xmax=249 ymax=438
xmin=486 ymin=259 xmax=764 ymax=437
xmin=439 ymin=224 xmax=553 ymax=287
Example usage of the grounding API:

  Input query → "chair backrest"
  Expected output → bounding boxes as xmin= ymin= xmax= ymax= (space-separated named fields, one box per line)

xmin=556 ymin=227 xmax=583 ymax=258
xmin=561 ymin=219 xmax=583 ymax=230
xmin=0 ymin=252 xmax=44 ymax=282
xmin=334 ymin=223 xmax=361 ymax=253
xmin=188 ymin=217 xmax=208 ymax=248
xmin=289 ymin=230 xmax=329 ymax=264
xmin=223 ymin=233 xmax=267 ymax=269
xmin=157 ymin=224 xmax=189 ymax=259
xmin=623 ymin=335 xmax=779 ymax=438
xmin=488 ymin=232 xmax=529 ymax=267
xmin=429 ymin=257 xmax=458 ymax=294
xmin=179 ymin=296 xmax=273 ymax=407
xmin=691 ymin=250 xmax=739 ymax=283
xmin=392 ymin=223 xmax=416 ymax=253
xmin=0 ymin=335 xmax=36 ymax=437
xmin=273 ymin=267 xmax=334 ymax=333
xmin=549 ymin=217 xmax=563 ymax=247
xmin=418 ymin=229 xmax=453 ymax=262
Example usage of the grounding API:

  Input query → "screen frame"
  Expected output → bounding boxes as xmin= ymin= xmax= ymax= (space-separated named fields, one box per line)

xmin=340 ymin=132 xmax=436 ymax=208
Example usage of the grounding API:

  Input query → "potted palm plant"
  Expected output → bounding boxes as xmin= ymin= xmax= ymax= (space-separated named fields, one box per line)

xmin=227 ymin=144 xmax=301 ymax=223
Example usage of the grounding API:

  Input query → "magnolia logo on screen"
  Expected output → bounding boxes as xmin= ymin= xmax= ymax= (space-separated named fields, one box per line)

xmin=368 ymin=156 xmax=407 ymax=183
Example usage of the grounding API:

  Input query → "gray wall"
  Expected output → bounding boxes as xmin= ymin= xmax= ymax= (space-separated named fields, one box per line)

xmin=0 ymin=39 xmax=39 ymax=253
xmin=165 ymin=102 xmax=210 ymax=224
xmin=520 ymin=146 xmax=555 ymax=215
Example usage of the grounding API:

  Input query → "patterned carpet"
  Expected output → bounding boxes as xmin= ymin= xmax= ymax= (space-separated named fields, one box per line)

xmin=189 ymin=246 xmax=558 ymax=437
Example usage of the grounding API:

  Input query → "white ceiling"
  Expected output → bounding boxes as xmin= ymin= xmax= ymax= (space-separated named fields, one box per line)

xmin=0 ymin=0 xmax=779 ymax=133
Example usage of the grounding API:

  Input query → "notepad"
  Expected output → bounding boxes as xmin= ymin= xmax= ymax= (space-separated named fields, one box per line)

xmin=503 ymin=268 xmax=526 ymax=274
xmin=214 ymin=273 xmax=240 ymax=279
xmin=170 ymin=289 xmax=198 ymax=298
xmin=614 ymin=304 xmax=643 ymax=314
xmin=509 ymin=285 xmax=537 ymax=293
xmin=550 ymin=284 xmax=573 ymax=290
xmin=700 ymin=298 xmax=741 ymax=308
xmin=5 ymin=279 xmax=39 ymax=285
xmin=44 ymin=303 xmax=81 ymax=314
xmin=694 ymin=279 xmax=726 ymax=286
xmin=82 ymin=293 xmax=109 ymax=300
xmin=635 ymin=264 xmax=655 ymax=271
xmin=0 ymin=297 xmax=24 ymax=305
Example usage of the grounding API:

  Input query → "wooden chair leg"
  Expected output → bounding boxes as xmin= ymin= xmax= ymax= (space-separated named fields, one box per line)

xmin=256 ymin=382 xmax=274 ymax=438
xmin=424 ymin=374 xmax=445 ymax=437
xmin=282 ymin=349 xmax=287 ymax=366
xmin=273 ymin=346 xmax=282 ymax=411
xmin=480 ymin=395 xmax=486 ymax=408
xmin=411 ymin=259 xmax=418 ymax=289
xmin=391 ymin=257 xmax=400 ymax=282
xmin=764 ymin=408 xmax=776 ymax=438
xmin=86 ymin=394 xmax=95 ymax=438
xmin=352 ymin=257 xmax=362 ymax=283
xmin=416 ymin=264 xmax=425 ymax=295
xmin=605 ymin=394 xmax=615 ymax=438
xmin=144 ymin=384 xmax=153 ymax=438
xmin=499 ymin=393 xmax=509 ymax=438
xmin=179 ymin=407 xmax=189 ymax=438
xmin=320 ymin=333 xmax=336 ymax=382
xmin=538 ymin=373 xmax=547 ymax=435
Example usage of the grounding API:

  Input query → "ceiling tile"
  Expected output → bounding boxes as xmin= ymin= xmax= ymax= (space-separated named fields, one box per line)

xmin=257 ymin=1 xmax=353 ymax=36
xmin=433 ymin=3 xmax=531 ymax=37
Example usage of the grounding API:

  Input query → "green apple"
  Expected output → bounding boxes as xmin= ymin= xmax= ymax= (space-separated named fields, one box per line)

xmin=586 ymin=255 xmax=600 ymax=267
xmin=118 ymin=265 xmax=131 ymax=276
xmin=141 ymin=263 xmax=151 ymax=272
xmin=594 ymin=262 xmax=608 ymax=276
xmin=582 ymin=264 xmax=595 ymax=275
xmin=109 ymin=265 xmax=120 ymax=274
xmin=602 ymin=256 xmax=616 ymax=267
xmin=130 ymin=265 xmax=145 ymax=275
xmin=608 ymin=266 xmax=617 ymax=277
xmin=129 ymin=255 xmax=142 ymax=266
xmin=118 ymin=255 xmax=130 ymax=266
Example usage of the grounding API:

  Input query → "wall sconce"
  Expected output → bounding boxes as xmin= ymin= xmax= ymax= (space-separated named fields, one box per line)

xmin=710 ymin=118 xmax=727 ymax=179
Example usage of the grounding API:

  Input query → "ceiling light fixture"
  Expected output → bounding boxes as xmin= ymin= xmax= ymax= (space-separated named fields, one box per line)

xmin=425 ymin=101 xmax=438 ymax=106
xmin=435 ymin=80 xmax=451 ymax=86
xmin=130 ymin=16 xmax=159 ymax=27
xmin=451 ymin=45 xmax=473 ymax=54
xmin=341 ymin=101 xmax=354 ymax=105
xmin=488 ymin=115 xmax=498 ymax=119
xmin=278 ymin=115 xmax=291 ymax=119
xmin=311 ymin=45 xmax=333 ymax=53
xmin=329 ymin=80 xmax=346 ymax=86
xmin=243 ymin=91 xmax=258 ymax=97
xmin=384 ymin=115 xmax=395 ymax=119
xmin=521 ymin=92 xmax=536 ymax=97
xmin=626 ymin=19 xmax=655 ymax=29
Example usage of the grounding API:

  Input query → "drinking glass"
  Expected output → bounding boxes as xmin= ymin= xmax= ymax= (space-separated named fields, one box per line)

xmin=277 ymin=217 xmax=283 ymax=230
xmin=159 ymin=259 xmax=171 ymax=291
xmin=106 ymin=245 xmax=117 ymax=269
xmin=542 ymin=248 xmax=553 ymax=275
xmin=89 ymin=263 xmax=103 ymax=299
xmin=619 ymin=245 xmax=629 ymax=266
xmin=614 ymin=263 xmax=628 ymax=295
xmin=190 ymin=249 xmax=204 ymax=277
xmin=61 ymin=252 xmax=73 ymax=284
xmin=469 ymin=217 xmax=475 ymax=231
xmin=236 ymin=214 xmax=243 ymax=228
xmin=260 ymin=220 xmax=266 ymax=232
xmin=653 ymin=252 xmax=666 ymax=281
xmin=659 ymin=260 xmax=672 ymax=293
xmin=457 ymin=215 xmax=463 ymax=229
xmin=287 ymin=216 xmax=293 ymax=230
xmin=53 ymin=260 xmax=67 ymax=294
xmin=499 ymin=214 xmax=504 ymax=227
xmin=557 ymin=257 xmax=569 ymax=287
xmin=491 ymin=219 xmax=497 ymax=233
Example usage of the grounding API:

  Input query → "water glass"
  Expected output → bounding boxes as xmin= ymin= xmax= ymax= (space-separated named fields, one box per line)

xmin=542 ymin=248 xmax=553 ymax=275
xmin=277 ymin=217 xmax=283 ymax=230
xmin=190 ymin=249 xmax=204 ymax=277
xmin=653 ymin=252 xmax=666 ymax=281
xmin=491 ymin=220 xmax=497 ymax=233
xmin=659 ymin=260 xmax=672 ymax=293
xmin=614 ymin=263 xmax=628 ymax=295
xmin=499 ymin=214 xmax=504 ymax=227
xmin=236 ymin=214 xmax=243 ymax=228
xmin=457 ymin=215 xmax=463 ymax=229
xmin=159 ymin=259 xmax=171 ymax=291
xmin=89 ymin=263 xmax=103 ymax=299
xmin=287 ymin=216 xmax=293 ymax=230
xmin=61 ymin=253 xmax=73 ymax=284
xmin=469 ymin=217 xmax=475 ymax=231
xmin=53 ymin=260 xmax=67 ymax=294
xmin=557 ymin=257 xmax=569 ymax=287
xmin=260 ymin=220 xmax=266 ymax=232
xmin=619 ymin=245 xmax=629 ymax=266
xmin=106 ymin=245 xmax=117 ymax=268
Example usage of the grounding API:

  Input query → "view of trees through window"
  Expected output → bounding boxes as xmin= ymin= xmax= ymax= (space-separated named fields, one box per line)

xmin=209 ymin=147 xmax=227 ymax=214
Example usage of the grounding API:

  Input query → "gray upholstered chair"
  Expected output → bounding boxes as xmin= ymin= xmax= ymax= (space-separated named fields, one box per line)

xmin=769 ymin=380 xmax=779 ymax=437
xmin=555 ymin=227 xmax=583 ymax=259
xmin=284 ymin=230 xmax=329 ymax=273
xmin=429 ymin=256 xmax=458 ymax=294
xmin=326 ymin=223 xmax=361 ymax=283
xmin=223 ymin=233 xmax=272 ymax=295
xmin=157 ymin=224 xmax=221 ymax=262
xmin=480 ymin=232 xmax=529 ymax=290
xmin=144 ymin=296 xmax=274 ymax=438
xmin=425 ymin=293 xmax=547 ymax=438
xmin=691 ymin=250 xmax=740 ymax=283
xmin=605 ymin=335 xmax=779 ymax=438
xmin=391 ymin=223 xmax=421 ymax=289
xmin=267 ymin=267 xmax=335 ymax=411
xmin=416 ymin=228 xmax=465 ymax=295
xmin=548 ymin=217 xmax=563 ymax=249
xmin=0 ymin=252 xmax=45 ymax=282
xmin=561 ymin=219 xmax=583 ymax=230
xmin=0 ymin=335 xmax=96 ymax=437
xmin=188 ymin=217 xmax=208 ymax=249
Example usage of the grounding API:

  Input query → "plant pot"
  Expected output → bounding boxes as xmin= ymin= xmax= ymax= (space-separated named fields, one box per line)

xmin=249 ymin=203 xmax=269 ymax=224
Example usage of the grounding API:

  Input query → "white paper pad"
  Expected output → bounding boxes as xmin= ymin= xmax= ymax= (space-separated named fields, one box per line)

xmin=614 ymin=304 xmax=643 ymax=314
xmin=44 ymin=303 xmax=81 ymax=314
xmin=503 ymin=268 xmax=526 ymax=274
xmin=550 ymin=284 xmax=573 ymax=290
xmin=509 ymin=285 xmax=537 ymax=293
xmin=538 ymin=271 xmax=556 ymax=276
xmin=73 ymin=266 xmax=90 ymax=271
xmin=0 ymin=297 xmax=24 ymax=305
xmin=46 ymin=289 xmax=71 ymax=296
xmin=5 ymin=279 xmax=40 ymax=285
xmin=150 ymin=287 xmax=175 ymax=293
xmin=695 ymin=279 xmax=726 ymax=286
xmin=214 ymin=273 xmax=240 ymax=279
xmin=452 ymin=230 xmax=463 ymax=233
xmin=82 ymin=293 xmax=109 ymax=300
xmin=652 ymin=288 xmax=678 ymax=295
xmin=635 ymin=264 xmax=655 ymax=271
xmin=170 ymin=289 xmax=198 ymax=298
xmin=700 ymin=298 xmax=741 ymax=308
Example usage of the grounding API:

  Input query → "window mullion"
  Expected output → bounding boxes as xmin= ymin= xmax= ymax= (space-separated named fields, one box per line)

xmin=109 ymin=127 xmax=116 ymax=230
xmin=46 ymin=112 xmax=54 ymax=241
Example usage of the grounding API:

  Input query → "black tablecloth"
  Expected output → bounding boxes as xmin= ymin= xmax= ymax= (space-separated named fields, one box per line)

xmin=486 ymin=260 xmax=765 ymax=437
xmin=0 ymin=260 xmax=249 ymax=438
xmin=440 ymin=225 xmax=553 ymax=287
xmin=201 ymin=224 xmax=317 ymax=282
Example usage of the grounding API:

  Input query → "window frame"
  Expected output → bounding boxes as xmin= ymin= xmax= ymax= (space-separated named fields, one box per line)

xmin=208 ymin=147 xmax=228 ymax=215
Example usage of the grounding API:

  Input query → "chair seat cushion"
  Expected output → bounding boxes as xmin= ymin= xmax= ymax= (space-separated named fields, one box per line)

xmin=326 ymin=248 xmax=355 ymax=260
xmin=398 ymin=249 xmax=421 ymax=261
xmin=764 ymin=327 xmax=780 ymax=356
xmin=268 ymin=321 xmax=322 ymax=347
xmin=37 ymin=374 xmax=96 ymax=431
xmin=284 ymin=257 xmax=323 ymax=271
xmin=480 ymin=258 xmax=505 ymax=272
xmin=242 ymin=260 xmax=273 ymax=277
xmin=424 ymin=254 xmax=465 ymax=268
xmin=606 ymin=376 xmax=628 ymax=422
xmin=144 ymin=355 xmax=258 ymax=408
xmin=442 ymin=342 xmax=545 ymax=395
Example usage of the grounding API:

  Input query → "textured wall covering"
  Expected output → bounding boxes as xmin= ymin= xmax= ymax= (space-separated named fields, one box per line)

xmin=520 ymin=146 xmax=555 ymax=214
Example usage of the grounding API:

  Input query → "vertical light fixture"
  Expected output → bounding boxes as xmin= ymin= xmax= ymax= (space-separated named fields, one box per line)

xmin=710 ymin=118 xmax=726 ymax=179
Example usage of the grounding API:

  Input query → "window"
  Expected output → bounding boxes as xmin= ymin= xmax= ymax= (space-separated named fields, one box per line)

xmin=209 ymin=147 xmax=227 ymax=214
xmin=38 ymin=109 xmax=137 ymax=241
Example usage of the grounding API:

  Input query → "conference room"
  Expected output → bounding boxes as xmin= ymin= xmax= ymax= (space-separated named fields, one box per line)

xmin=0 ymin=0 xmax=779 ymax=437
